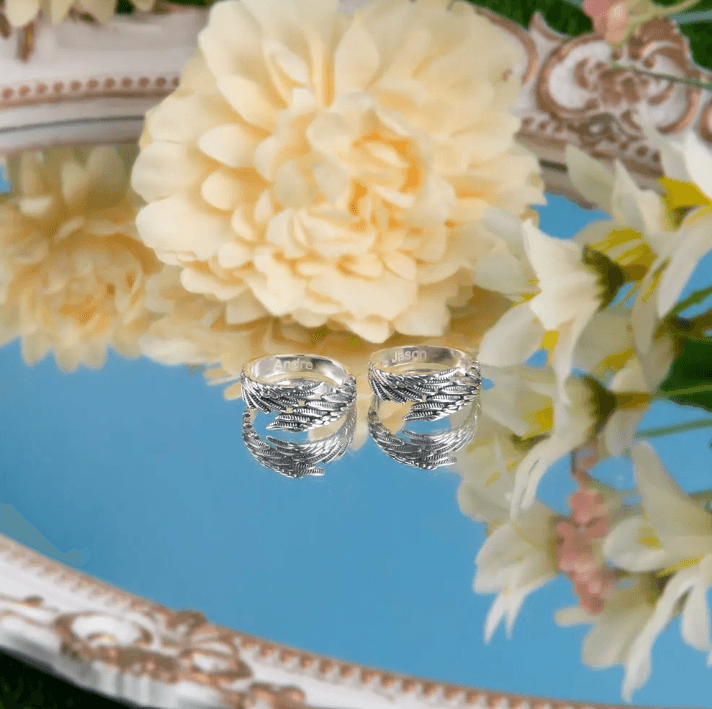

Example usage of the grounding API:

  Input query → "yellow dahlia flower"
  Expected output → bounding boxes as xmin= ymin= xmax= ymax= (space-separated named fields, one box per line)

xmin=0 ymin=145 xmax=162 ymax=372
xmin=131 ymin=0 xmax=545 ymax=345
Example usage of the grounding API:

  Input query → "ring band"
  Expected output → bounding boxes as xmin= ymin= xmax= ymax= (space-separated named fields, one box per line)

xmin=368 ymin=397 xmax=479 ymax=470
xmin=241 ymin=354 xmax=356 ymax=432
xmin=243 ymin=405 xmax=356 ymax=478
xmin=368 ymin=346 xmax=481 ymax=422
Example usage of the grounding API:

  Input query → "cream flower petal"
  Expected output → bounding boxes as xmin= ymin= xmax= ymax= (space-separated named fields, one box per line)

xmin=512 ymin=380 xmax=594 ymax=512
xmin=681 ymin=554 xmax=712 ymax=651
xmin=655 ymin=218 xmax=712 ymax=319
xmin=676 ymin=131 xmax=712 ymax=203
xmin=475 ymin=500 xmax=558 ymax=639
xmin=513 ymin=433 xmax=575 ymax=512
xmin=638 ymin=117 xmax=712 ymax=202
xmin=472 ymin=251 xmax=532 ymax=296
xmin=631 ymin=442 xmax=712 ymax=544
xmin=180 ymin=268 xmax=247 ymax=301
xmin=623 ymin=565 xmax=701 ymax=701
xmin=456 ymin=430 xmax=515 ymax=526
xmin=217 ymin=76 xmax=278 ymax=132
xmin=198 ymin=124 xmax=263 ymax=169
xmin=74 ymin=0 xmax=115 ymax=23
xmin=480 ymin=365 xmax=556 ymax=438
xmin=524 ymin=225 xmax=600 ymax=329
xmin=610 ymin=159 xmax=666 ymax=234
xmin=604 ymin=517 xmax=676 ymax=571
xmin=565 ymin=143 xmax=614 ymax=215
xmin=601 ymin=408 xmax=644 ymax=458
xmin=144 ymin=94 xmax=235 ymax=146
xmin=639 ymin=333 xmax=674 ymax=390
xmin=558 ymin=587 xmax=653 ymax=669
xmin=478 ymin=302 xmax=543 ymax=367
xmin=4 ymin=0 xmax=41 ymax=26
xmin=131 ymin=143 xmax=210 ymax=203
xmin=549 ymin=300 xmax=601 ymax=392
xmin=392 ymin=280 xmax=456 ymax=336
xmin=334 ymin=14 xmax=380 ymax=94
xmin=571 ymin=219 xmax=615 ymax=249
xmin=136 ymin=194 xmax=234 ymax=261
xmin=572 ymin=308 xmax=632 ymax=374
xmin=197 ymin=1 xmax=264 ymax=79
xmin=311 ymin=269 xmax=416 ymax=322
xmin=85 ymin=146 xmax=130 ymax=207
xmin=637 ymin=118 xmax=690 ymax=184
xmin=337 ymin=313 xmax=392 ymax=342
xmin=630 ymin=263 xmax=661 ymax=355
xmin=225 ymin=291 xmax=269 ymax=324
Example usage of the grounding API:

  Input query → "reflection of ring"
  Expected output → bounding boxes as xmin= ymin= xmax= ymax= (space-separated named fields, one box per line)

xmin=368 ymin=398 xmax=479 ymax=470
xmin=242 ymin=404 xmax=356 ymax=478
xmin=368 ymin=346 xmax=481 ymax=422
xmin=241 ymin=354 xmax=356 ymax=432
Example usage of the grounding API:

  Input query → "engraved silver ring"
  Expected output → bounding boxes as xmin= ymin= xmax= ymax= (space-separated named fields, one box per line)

xmin=368 ymin=345 xmax=481 ymax=422
xmin=240 ymin=354 xmax=357 ymax=433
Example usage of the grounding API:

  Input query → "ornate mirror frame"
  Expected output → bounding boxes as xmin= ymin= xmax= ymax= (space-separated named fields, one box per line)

xmin=1 ymin=6 xmax=711 ymax=708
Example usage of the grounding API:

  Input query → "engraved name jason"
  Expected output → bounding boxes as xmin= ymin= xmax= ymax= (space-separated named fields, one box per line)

xmin=386 ymin=350 xmax=428 ymax=367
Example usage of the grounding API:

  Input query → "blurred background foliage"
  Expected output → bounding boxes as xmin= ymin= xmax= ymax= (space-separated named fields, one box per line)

xmin=114 ymin=0 xmax=712 ymax=72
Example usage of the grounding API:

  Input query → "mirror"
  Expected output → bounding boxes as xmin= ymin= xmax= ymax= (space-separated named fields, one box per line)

xmin=1 ymin=137 xmax=712 ymax=709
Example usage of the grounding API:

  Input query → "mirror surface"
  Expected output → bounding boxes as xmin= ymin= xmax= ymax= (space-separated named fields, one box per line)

xmin=1 ymin=143 xmax=712 ymax=708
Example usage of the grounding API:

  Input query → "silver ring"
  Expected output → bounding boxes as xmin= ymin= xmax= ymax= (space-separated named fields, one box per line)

xmin=242 ymin=405 xmax=356 ymax=478
xmin=368 ymin=398 xmax=479 ymax=470
xmin=241 ymin=354 xmax=356 ymax=432
xmin=368 ymin=346 xmax=481 ymax=422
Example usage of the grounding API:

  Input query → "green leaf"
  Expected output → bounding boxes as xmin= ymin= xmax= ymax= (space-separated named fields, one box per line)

xmin=659 ymin=336 xmax=712 ymax=412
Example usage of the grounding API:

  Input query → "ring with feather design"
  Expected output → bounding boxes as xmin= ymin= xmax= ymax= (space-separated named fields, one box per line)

xmin=368 ymin=397 xmax=479 ymax=470
xmin=368 ymin=346 xmax=481 ymax=422
xmin=242 ymin=404 xmax=356 ymax=478
xmin=241 ymin=354 xmax=356 ymax=433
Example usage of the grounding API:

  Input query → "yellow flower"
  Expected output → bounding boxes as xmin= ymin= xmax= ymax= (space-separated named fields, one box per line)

xmin=0 ymin=145 xmax=162 ymax=372
xmin=131 ymin=0 xmax=544 ymax=345
xmin=140 ymin=263 xmax=512 ymax=447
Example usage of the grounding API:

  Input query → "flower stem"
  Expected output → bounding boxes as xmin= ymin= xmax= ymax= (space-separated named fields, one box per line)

xmin=609 ymin=62 xmax=712 ymax=91
xmin=635 ymin=418 xmax=712 ymax=439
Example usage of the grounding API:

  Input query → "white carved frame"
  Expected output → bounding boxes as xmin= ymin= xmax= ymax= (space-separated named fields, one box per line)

xmin=1 ymin=4 xmax=711 ymax=708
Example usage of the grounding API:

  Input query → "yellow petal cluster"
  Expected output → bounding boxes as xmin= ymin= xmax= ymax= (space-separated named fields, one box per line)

xmin=0 ymin=145 xmax=162 ymax=372
xmin=131 ymin=0 xmax=545 ymax=345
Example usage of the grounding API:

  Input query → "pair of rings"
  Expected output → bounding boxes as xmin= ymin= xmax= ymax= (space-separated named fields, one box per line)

xmin=240 ymin=346 xmax=481 ymax=477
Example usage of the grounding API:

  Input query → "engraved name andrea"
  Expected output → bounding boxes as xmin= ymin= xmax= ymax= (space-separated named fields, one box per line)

xmin=273 ymin=359 xmax=314 ymax=371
